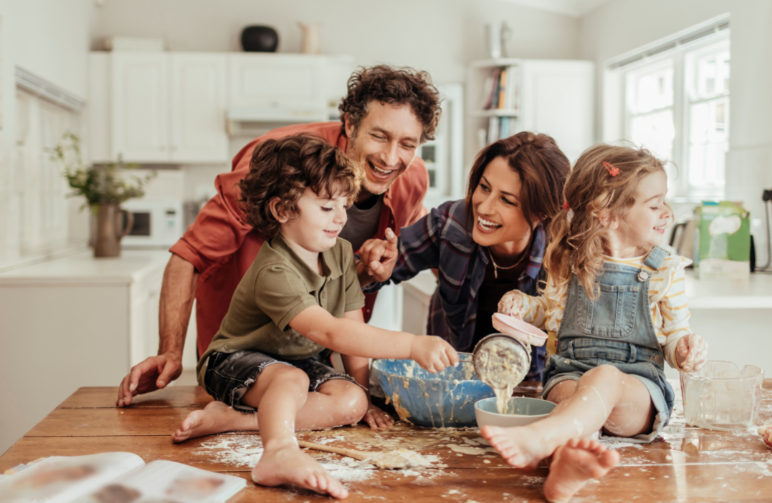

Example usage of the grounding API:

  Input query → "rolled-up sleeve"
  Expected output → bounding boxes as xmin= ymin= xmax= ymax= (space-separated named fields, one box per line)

xmin=169 ymin=144 xmax=256 ymax=274
xmin=363 ymin=205 xmax=445 ymax=293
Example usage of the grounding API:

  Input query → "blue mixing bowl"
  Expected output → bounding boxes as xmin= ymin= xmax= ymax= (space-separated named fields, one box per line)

xmin=371 ymin=354 xmax=495 ymax=428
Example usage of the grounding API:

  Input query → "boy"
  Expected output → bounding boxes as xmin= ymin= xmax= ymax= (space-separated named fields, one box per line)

xmin=172 ymin=135 xmax=458 ymax=499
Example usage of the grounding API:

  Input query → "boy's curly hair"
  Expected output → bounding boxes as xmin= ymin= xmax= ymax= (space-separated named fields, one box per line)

xmin=238 ymin=135 xmax=363 ymax=240
xmin=338 ymin=65 xmax=441 ymax=142
xmin=544 ymin=144 xmax=669 ymax=298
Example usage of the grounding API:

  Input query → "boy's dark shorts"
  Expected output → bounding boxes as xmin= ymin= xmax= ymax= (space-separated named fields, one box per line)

xmin=204 ymin=349 xmax=364 ymax=413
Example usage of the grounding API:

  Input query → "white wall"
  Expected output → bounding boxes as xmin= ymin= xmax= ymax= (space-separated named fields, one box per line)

xmin=580 ymin=0 xmax=772 ymax=267
xmin=0 ymin=0 xmax=94 ymax=268
xmin=12 ymin=0 xmax=93 ymax=99
xmin=90 ymin=0 xmax=581 ymax=85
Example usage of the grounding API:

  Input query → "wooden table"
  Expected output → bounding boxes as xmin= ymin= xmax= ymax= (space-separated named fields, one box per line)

xmin=2 ymin=382 xmax=771 ymax=502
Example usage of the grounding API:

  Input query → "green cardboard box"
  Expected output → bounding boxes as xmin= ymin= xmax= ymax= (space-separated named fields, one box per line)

xmin=693 ymin=201 xmax=751 ymax=279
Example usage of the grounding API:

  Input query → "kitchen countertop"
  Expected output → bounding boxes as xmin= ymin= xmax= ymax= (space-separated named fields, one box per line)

xmin=403 ymin=270 xmax=772 ymax=309
xmin=0 ymin=249 xmax=172 ymax=286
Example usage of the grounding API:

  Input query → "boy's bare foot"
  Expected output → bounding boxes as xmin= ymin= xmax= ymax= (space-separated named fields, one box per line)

xmin=480 ymin=425 xmax=554 ymax=469
xmin=171 ymin=401 xmax=259 ymax=442
xmin=252 ymin=442 xmax=348 ymax=499
xmin=543 ymin=438 xmax=619 ymax=503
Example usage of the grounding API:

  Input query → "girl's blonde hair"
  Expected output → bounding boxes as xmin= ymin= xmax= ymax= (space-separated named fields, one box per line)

xmin=544 ymin=143 xmax=668 ymax=297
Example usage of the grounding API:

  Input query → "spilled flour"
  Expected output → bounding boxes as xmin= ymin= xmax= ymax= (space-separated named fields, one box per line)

xmin=194 ymin=430 xmax=442 ymax=484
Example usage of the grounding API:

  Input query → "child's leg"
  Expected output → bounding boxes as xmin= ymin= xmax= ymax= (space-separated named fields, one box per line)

xmin=172 ymin=374 xmax=368 ymax=442
xmin=242 ymin=364 xmax=348 ymax=498
xmin=481 ymin=365 xmax=653 ymax=468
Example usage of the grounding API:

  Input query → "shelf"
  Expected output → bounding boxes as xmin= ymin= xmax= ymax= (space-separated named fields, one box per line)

xmin=470 ymin=109 xmax=519 ymax=118
xmin=469 ymin=58 xmax=522 ymax=69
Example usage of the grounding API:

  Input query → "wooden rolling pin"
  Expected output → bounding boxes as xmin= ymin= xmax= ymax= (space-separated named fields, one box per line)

xmin=297 ymin=440 xmax=410 ymax=469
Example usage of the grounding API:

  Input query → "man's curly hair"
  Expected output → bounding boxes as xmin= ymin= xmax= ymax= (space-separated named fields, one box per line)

xmin=338 ymin=65 xmax=441 ymax=143
xmin=238 ymin=135 xmax=363 ymax=240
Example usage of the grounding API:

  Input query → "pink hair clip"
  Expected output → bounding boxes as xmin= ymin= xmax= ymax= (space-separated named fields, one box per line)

xmin=603 ymin=161 xmax=620 ymax=177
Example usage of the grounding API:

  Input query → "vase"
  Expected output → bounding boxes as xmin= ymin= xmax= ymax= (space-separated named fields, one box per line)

xmin=93 ymin=204 xmax=134 ymax=258
xmin=240 ymin=26 xmax=279 ymax=52
xmin=298 ymin=22 xmax=321 ymax=54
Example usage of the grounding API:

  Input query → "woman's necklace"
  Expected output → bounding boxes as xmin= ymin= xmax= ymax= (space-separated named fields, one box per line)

xmin=486 ymin=247 xmax=527 ymax=279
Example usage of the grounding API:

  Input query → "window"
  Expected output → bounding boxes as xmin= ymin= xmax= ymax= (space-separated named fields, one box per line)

xmin=614 ymin=25 xmax=729 ymax=200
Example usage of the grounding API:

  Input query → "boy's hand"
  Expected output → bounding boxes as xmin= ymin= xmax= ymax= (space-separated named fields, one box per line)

xmin=409 ymin=336 xmax=460 ymax=374
xmin=676 ymin=334 xmax=709 ymax=373
xmin=363 ymin=403 xmax=395 ymax=429
xmin=358 ymin=228 xmax=399 ymax=283
xmin=498 ymin=290 xmax=524 ymax=319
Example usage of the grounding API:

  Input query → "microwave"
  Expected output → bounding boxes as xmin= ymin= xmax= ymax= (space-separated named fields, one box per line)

xmin=121 ymin=199 xmax=184 ymax=248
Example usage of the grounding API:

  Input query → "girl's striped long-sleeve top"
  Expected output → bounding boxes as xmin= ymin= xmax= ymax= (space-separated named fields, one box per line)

xmin=505 ymin=251 xmax=694 ymax=370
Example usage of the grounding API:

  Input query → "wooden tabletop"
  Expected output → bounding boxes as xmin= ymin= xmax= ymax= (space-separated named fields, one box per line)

xmin=2 ymin=382 xmax=771 ymax=502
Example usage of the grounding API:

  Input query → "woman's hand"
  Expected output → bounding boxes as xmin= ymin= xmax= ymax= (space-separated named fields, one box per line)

xmin=362 ymin=403 xmax=395 ymax=429
xmin=676 ymin=333 xmax=709 ymax=373
xmin=357 ymin=228 xmax=399 ymax=285
xmin=498 ymin=290 xmax=524 ymax=319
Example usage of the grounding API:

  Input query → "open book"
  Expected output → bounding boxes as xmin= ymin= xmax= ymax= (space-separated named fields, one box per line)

xmin=0 ymin=452 xmax=246 ymax=503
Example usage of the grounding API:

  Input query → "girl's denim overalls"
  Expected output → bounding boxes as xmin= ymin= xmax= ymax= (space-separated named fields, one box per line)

xmin=542 ymin=246 xmax=676 ymax=443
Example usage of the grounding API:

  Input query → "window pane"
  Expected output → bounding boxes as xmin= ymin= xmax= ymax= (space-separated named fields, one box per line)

xmin=631 ymin=109 xmax=675 ymax=162
xmin=629 ymin=66 xmax=674 ymax=114
xmin=694 ymin=50 xmax=730 ymax=99
xmin=688 ymin=96 xmax=729 ymax=189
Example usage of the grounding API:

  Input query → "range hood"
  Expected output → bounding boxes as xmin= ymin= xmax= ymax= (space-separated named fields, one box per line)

xmin=226 ymin=106 xmax=331 ymax=137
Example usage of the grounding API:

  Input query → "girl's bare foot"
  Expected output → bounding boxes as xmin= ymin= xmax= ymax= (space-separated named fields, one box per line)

xmin=543 ymin=438 xmax=619 ymax=503
xmin=252 ymin=443 xmax=348 ymax=499
xmin=171 ymin=401 xmax=259 ymax=442
xmin=480 ymin=425 xmax=554 ymax=469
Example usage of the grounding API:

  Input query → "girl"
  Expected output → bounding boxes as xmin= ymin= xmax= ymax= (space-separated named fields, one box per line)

xmin=358 ymin=132 xmax=571 ymax=380
xmin=487 ymin=144 xmax=708 ymax=503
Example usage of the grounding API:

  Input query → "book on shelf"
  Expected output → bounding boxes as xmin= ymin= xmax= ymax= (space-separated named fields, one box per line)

xmin=483 ymin=117 xmax=518 ymax=147
xmin=497 ymin=69 xmax=507 ymax=110
xmin=482 ymin=68 xmax=501 ymax=110
xmin=0 ymin=452 xmax=246 ymax=503
xmin=481 ymin=65 xmax=518 ymax=111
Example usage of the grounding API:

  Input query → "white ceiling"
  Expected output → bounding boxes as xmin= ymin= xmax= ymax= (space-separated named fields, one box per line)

xmin=497 ymin=0 xmax=614 ymax=17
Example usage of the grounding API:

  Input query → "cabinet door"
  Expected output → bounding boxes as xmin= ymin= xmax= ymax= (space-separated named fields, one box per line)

xmin=228 ymin=54 xmax=325 ymax=113
xmin=170 ymin=54 xmax=228 ymax=163
xmin=518 ymin=60 xmax=595 ymax=163
xmin=111 ymin=53 xmax=170 ymax=162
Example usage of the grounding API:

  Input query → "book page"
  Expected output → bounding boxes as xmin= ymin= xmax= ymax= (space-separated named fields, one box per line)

xmin=73 ymin=460 xmax=246 ymax=503
xmin=0 ymin=452 xmax=144 ymax=503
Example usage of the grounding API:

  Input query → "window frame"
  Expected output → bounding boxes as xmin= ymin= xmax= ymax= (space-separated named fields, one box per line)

xmin=612 ymin=30 xmax=730 ymax=202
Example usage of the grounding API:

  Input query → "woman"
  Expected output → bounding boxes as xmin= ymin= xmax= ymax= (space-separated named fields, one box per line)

xmin=358 ymin=132 xmax=570 ymax=379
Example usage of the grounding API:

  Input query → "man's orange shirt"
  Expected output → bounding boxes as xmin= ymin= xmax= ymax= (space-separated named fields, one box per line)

xmin=170 ymin=122 xmax=429 ymax=357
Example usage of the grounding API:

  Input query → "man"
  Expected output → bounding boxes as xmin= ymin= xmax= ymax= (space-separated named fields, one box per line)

xmin=115 ymin=65 xmax=441 ymax=422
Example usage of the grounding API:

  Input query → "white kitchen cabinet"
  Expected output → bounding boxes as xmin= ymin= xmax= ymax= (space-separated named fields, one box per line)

xmin=169 ymin=54 xmax=228 ymax=163
xmin=226 ymin=54 xmax=355 ymax=127
xmin=517 ymin=60 xmax=595 ymax=163
xmin=0 ymin=250 xmax=195 ymax=455
xmin=228 ymin=54 xmax=325 ymax=114
xmin=92 ymin=52 xmax=228 ymax=164
xmin=111 ymin=52 xmax=170 ymax=162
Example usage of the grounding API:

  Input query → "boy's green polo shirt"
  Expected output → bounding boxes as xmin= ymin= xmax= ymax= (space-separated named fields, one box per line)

xmin=196 ymin=233 xmax=366 ymax=385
